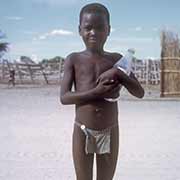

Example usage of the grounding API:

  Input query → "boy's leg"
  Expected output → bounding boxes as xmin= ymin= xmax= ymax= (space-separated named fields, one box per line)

xmin=96 ymin=126 xmax=119 ymax=180
xmin=73 ymin=124 xmax=94 ymax=180
xmin=12 ymin=78 xmax=15 ymax=86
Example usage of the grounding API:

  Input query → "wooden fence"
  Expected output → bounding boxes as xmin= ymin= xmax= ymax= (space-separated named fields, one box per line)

xmin=0 ymin=58 xmax=159 ymax=85
xmin=132 ymin=59 xmax=160 ymax=85
xmin=0 ymin=59 xmax=64 ymax=84
xmin=14 ymin=61 xmax=48 ymax=84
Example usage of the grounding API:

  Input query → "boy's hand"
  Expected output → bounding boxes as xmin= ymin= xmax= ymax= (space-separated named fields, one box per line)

xmin=96 ymin=68 xmax=120 ymax=85
xmin=94 ymin=79 xmax=118 ymax=96
xmin=101 ymin=84 xmax=121 ymax=99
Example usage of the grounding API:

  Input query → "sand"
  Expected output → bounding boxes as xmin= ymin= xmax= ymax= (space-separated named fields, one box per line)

xmin=0 ymin=84 xmax=180 ymax=180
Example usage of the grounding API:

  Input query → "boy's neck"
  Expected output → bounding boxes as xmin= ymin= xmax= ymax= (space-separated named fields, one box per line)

xmin=85 ymin=48 xmax=104 ymax=56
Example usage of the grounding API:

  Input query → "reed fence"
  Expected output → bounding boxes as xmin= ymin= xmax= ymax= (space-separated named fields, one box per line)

xmin=0 ymin=58 xmax=159 ymax=85
xmin=0 ymin=59 xmax=64 ymax=84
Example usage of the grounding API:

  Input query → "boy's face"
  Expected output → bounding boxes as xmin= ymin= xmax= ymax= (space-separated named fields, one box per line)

xmin=79 ymin=12 xmax=110 ymax=51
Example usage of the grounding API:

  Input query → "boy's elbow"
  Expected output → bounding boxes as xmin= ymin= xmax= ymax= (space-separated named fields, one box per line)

xmin=60 ymin=95 xmax=67 ymax=105
xmin=60 ymin=94 xmax=74 ymax=105
xmin=137 ymin=88 xmax=145 ymax=98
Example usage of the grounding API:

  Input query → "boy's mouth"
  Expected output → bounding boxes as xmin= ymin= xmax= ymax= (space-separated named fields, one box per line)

xmin=89 ymin=38 xmax=97 ymax=42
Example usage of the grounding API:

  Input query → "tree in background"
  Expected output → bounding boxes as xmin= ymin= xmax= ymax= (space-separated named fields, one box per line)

xmin=0 ymin=30 xmax=9 ymax=58
xmin=40 ymin=56 xmax=64 ymax=71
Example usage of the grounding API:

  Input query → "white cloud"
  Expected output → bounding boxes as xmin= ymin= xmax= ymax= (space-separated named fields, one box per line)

xmin=31 ymin=54 xmax=38 ymax=62
xmin=51 ymin=29 xmax=73 ymax=35
xmin=5 ymin=16 xmax=24 ymax=21
xmin=39 ymin=35 xmax=47 ymax=40
xmin=128 ymin=26 xmax=143 ymax=32
xmin=36 ymin=29 xmax=74 ymax=40
xmin=135 ymin=27 xmax=142 ymax=31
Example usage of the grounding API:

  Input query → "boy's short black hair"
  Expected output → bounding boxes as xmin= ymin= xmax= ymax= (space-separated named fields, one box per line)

xmin=79 ymin=3 xmax=110 ymax=25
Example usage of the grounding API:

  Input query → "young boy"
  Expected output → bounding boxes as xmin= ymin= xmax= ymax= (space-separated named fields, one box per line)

xmin=60 ymin=3 xmax=144 ymax=180
xmin=8 ymin=69 xmax=15 ymax=87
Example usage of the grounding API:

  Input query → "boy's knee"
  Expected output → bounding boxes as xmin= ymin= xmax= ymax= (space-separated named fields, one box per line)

xmin=76 ymin=173 xmax=92 ymax=180
xmin=97 ymin=175 xmax=113 ymax=180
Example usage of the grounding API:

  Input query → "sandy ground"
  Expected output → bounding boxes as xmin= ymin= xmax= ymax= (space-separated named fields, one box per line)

xmin=0 ymin=84 xmax=180 ymax=180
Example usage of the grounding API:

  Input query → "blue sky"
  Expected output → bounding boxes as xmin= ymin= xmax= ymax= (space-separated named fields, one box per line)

xmin=1 ymin=0 xmax=180 ymax=61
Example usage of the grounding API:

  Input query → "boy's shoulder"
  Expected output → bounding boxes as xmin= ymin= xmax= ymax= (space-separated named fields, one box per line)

xmin=65 ymin=51 xmax=85 ymax=62
xmin=64 ymin=52 xmax=81 ymax=66
xmin=66 ymin=52 xmax=80 ymax=60
xmin=104 ymin=51 xmax=123 ymax=62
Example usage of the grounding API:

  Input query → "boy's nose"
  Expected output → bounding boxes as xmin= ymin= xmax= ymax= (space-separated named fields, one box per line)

xmin=90 ymin=29 xmax=96 ymax=35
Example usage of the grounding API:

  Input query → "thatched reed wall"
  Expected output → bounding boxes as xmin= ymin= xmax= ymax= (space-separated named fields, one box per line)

xmin=160 ymin=30 xmax=180 ymax=97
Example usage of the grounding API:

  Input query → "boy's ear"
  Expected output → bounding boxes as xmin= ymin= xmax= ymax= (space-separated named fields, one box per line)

xmin=78 ymin=25 xmax=82 ymax=36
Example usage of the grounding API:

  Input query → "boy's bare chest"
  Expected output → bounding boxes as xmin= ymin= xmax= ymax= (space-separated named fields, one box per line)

xmin=74 ymin=57 xmax=114 ymax=81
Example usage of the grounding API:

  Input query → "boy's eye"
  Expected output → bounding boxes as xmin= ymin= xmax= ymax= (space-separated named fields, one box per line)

xmin=84 ymin=26 xmax=92 ymax=31
xmin=96 ymin=26 xmax=104 ymax=31
xmin=84 ymin=26 xmax=105 ymax=32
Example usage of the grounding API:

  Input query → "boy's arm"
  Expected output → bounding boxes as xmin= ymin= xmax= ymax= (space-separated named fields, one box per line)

xmin=60 ymin=54 xmax=117 ymax=105
xmin=121 ymin=70 xmax=145 ymax=98
xmin=97 ymin=67 xmax=144 ymax=98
